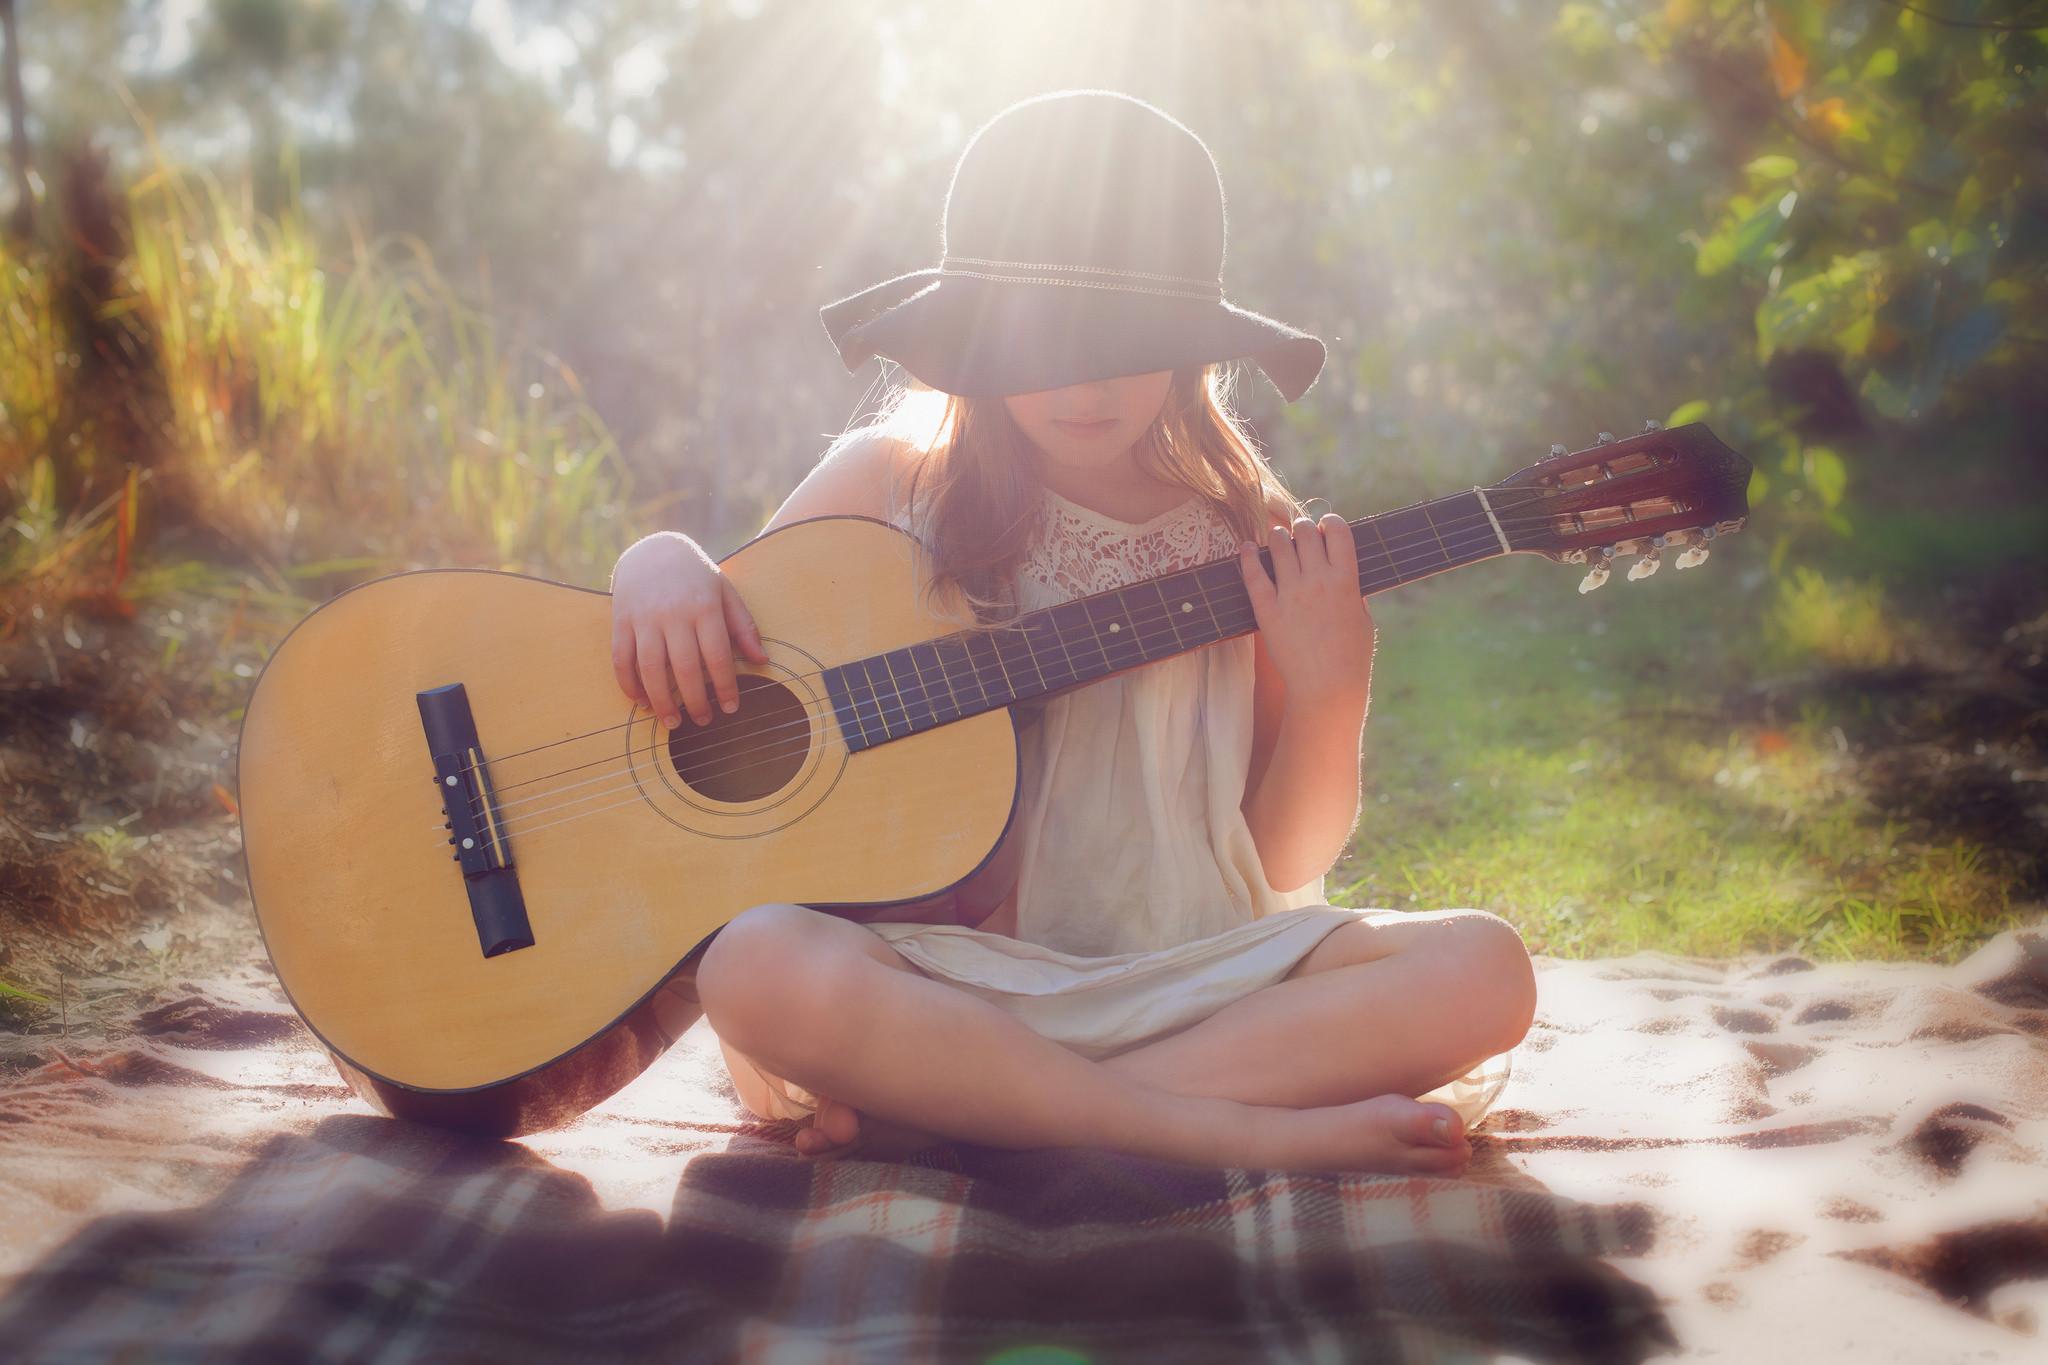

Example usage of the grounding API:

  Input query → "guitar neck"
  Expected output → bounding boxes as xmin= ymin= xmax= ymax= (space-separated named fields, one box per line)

xmin=823 ymin=488 xmax=1515 ymax=752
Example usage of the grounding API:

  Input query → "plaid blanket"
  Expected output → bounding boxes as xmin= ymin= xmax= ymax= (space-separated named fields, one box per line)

xmin=0 ymin=975 xmax=1672 ymax=1365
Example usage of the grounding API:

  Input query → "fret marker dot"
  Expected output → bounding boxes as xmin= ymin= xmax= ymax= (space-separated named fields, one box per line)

xmin=1108 ymin=622 xmax=1121 ymax=633
xmin=1181 ymin=602 xmax=1194 ymax=613
xmin=461 ymin=837 xmax=475 ymax=850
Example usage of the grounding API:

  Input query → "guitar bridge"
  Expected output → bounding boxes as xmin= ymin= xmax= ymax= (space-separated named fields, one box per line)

xmin=418 ymin=682 xmax=534 ymax=958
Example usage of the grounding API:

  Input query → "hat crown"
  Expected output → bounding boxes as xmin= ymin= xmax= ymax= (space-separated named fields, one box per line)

xmin=940 ymin=91 xmax=1226 ymax=284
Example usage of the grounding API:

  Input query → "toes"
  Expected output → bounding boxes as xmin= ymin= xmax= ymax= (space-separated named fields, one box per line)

xmin=1411 ymin=1143 xmax=1471 ymax=1175
xmin=816 ymin=1096 xmax=862 ymax=1145
xmin=1404 ymin=1102 xmax=1465 ymax=1148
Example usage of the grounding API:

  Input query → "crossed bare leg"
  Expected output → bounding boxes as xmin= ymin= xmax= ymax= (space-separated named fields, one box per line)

xmin=702 ymin=906 xmax=1536 ymax=1176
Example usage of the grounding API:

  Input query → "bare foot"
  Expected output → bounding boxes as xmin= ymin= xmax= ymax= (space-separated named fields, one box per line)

xmin=793 ymin=1094 xmax=861 ymax=1157
xmin=1241 ymin=1094 xmax=1473 ymax=1176
xmin=793 ymin=1095 xmax=949 ymax=1161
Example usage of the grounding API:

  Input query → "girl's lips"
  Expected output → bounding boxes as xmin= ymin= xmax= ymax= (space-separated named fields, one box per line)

xmin=1053 ymin=417 xmax=1118 ymax=432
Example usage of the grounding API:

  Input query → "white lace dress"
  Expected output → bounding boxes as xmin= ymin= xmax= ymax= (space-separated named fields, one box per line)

xmin=720 ymin=484 xmax=1515 ymax=1133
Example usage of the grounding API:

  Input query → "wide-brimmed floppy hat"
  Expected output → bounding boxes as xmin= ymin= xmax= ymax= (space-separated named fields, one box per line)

xmin=818 ymin=89 xmax=1327 ymax=403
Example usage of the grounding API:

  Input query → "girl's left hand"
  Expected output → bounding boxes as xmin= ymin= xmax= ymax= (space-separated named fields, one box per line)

xmin=1238 ymin=514 xmax=1374 ymax=711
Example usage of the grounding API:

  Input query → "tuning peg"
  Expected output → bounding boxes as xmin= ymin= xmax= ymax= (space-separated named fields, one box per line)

xmin=1577 ymin=545 xmax=1615 ymax=594
xmin=1595 ymin=431 xmax=1616 ymax=446
xmin=1549 ymin=443 xmax=1568 ymax=458
xmin=1676 ymin=544 xmax=1710 ymax=569
xmin=1627 ymin=549 xmax=1662 ymax=580
xmin=1642 ymin=418 xmax=1662 ymax=432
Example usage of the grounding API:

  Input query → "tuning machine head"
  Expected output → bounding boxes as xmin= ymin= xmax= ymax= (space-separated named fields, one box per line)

xmin=1578 ymin=545 xmax=1616 ymax=594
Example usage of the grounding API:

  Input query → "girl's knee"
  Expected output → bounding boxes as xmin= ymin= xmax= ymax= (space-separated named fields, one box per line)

xmin=1441 ymin=910 xmax=1538 ymax=1044
xmin=697 ymin=903 xmax=834 ymax=1033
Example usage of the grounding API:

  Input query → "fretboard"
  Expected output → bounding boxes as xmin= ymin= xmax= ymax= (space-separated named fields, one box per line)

xmin=824 ymin=488 xmax=1510 ymax=752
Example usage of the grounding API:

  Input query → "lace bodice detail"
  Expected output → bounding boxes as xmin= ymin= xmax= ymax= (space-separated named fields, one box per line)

xmin=1016 ymin=486 xmax=1236 ymax=607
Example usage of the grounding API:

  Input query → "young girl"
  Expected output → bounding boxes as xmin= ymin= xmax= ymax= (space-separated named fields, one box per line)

xmin=608 ymin=91 xmax=1534 ymax=1175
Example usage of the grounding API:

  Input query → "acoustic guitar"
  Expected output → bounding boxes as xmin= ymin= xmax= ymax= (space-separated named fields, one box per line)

xmin=238 ymin=422 xmax=1750 ymax=1135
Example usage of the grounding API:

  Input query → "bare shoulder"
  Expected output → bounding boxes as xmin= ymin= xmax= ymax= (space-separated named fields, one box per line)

xmin=761 ymin=429 xmax=921 ymax=534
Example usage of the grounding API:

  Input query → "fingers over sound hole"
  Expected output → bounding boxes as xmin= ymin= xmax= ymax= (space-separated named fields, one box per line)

xmin=664 ymin=674 xmax=811 ymax=802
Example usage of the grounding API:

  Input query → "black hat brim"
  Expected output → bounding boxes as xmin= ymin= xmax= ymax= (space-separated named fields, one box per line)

xmin=820 ymin=270 xmax=1327 ymax=403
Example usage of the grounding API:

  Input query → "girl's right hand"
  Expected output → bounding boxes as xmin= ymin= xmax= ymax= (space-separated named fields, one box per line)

xmin=609 ymin=532 xmax=771 ymax=729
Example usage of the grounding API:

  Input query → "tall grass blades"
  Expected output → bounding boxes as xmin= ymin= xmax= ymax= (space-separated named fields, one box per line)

xmin=1 ymin=147 xmax=633 ymax=602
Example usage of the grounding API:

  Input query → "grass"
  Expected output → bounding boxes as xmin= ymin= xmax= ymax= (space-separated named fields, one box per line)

xmin=1334 ymin=536 xmax=2037 ymax=964
xmin=2 ymin=147 xmax=637 ymax=605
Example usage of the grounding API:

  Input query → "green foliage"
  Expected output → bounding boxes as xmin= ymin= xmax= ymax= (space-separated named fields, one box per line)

xmin=1 ymin=152 xmax=632 ymax=592
xmin=1765 ymin=567 xmax=1903 ymax=670
xmin=1645 ymin=0 xmax=2044 ymax=503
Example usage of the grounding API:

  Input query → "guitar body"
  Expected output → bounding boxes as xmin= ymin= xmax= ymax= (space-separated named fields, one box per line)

xmin=239 ymin=516 xmax=1020 ymax=1135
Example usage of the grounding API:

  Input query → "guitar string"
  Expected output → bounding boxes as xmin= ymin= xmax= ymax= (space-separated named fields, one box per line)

xmin=458 ymin=519 xmax=1526 ymax=843
xmin=450 ymin=495 xmax=1579 ymax=809
xmin=455 ymin=508 xmax=1528 ymax=823
xmin=449 ymin=505 xmax=1599 ymax=841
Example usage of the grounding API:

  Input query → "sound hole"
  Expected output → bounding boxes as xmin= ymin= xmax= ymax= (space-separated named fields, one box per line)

xmin=664 ymin=674 xmax=811 ymax=802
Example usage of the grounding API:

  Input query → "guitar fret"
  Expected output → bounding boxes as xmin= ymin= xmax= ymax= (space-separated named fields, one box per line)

xmin=908 ymin=640 xmax=960 ymax=724
xmin=1197 ymin=560 xmax=1255 ymax=639
xmin=1193 ymin=561 xmax=1229 ymax=642
xmin=1114 ymin=589 xmax=1163 ymax=671
xmin=992 ymin=621 xmax=1047 ymax=697
xmin=884 ymin=647 xmax=936 ymax=730
xmin=1033 ymin=607 xmax=1083 ymax=689
xmin=932 ymin=634 xmax=985 ymax=714
xmin=858 ymin=654 xmax=905 ymax=740
xmin=1357 ymin=517 xmax=1397 ymax=594
xmin=824 ymin=666 xmax=872 ymax=751
xmin=1048 ymin=601 xmax=1109 ymax=681
xmin=1085 ymin=591 xmax=1147 ymax=671
xmin=1134 ymin=580 xmax=1188 ymax=654
xmin=1419 ymin=500 xmax=1455 ymax=564
xmin=964 ymin=629 xmax=1013 ymax=706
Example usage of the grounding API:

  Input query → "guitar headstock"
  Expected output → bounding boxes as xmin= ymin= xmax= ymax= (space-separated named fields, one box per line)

xmin=1490 ymin=421 xmax=1752 ymax=592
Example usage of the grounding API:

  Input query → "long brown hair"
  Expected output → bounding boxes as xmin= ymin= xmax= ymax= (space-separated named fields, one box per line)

xmin=830 ymin=362 xmax=1304 ymax=626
